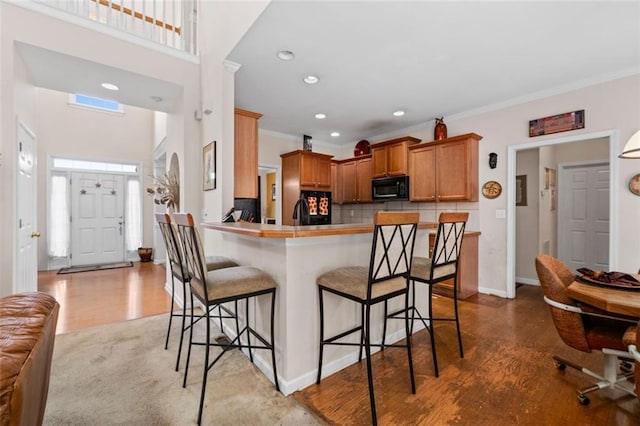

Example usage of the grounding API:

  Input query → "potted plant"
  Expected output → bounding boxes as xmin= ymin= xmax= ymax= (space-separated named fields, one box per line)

xmin=146 ymin=172 xmax=180 ymax=211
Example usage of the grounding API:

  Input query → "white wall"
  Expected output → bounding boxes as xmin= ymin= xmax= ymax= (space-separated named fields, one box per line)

xmin=35 ymin=88 xmax=155 ymax=270
xmin=153 ymin=111 xmax=167 ymax=149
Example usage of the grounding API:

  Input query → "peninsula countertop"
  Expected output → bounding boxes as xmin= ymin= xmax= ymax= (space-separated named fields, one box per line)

xmin=202 ymin=221 xmax=480 ymax=239
xmin=202 ymin=221 xmax=424 ymax=238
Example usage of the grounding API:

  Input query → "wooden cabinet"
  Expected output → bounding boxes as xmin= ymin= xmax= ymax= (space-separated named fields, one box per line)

xmin=408 ymin=133 xmax=482 ymax=202
xmin=371 ymin=136 xmax=420 ymax=178
xmin=234 ymin=108 xmax=262 ymax=198
xmin=298 ymin=152 xmax=332 ymax=189
xmin=340 ymin=155 xmax=372 ymax=204
xmin=331 ymin=161 xmax=342 ymax=204
xmin=429 ymin=231 xmax=480 ymax=299
xmin=280 ymin=150 xmax=334 ymax=225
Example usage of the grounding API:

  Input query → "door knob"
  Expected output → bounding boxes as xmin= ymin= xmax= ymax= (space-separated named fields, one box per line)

xmin=31 ymin=231 xmax=41 ymax=238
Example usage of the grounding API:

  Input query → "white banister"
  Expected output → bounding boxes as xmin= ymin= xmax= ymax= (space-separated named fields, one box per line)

xmin=30 ymin=0 xmax=197 ymax=55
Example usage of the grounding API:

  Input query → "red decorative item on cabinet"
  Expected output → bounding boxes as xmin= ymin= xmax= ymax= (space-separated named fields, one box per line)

xmin=434 ymin=117 xmax=447 ymax=140
xmin=354 ymin=140 xmax=370 ymax=156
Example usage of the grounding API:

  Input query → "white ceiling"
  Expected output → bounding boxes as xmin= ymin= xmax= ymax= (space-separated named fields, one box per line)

xmin=16 ymin=1 xmax=640 ymax=147
xmin=227 ymin=1 xmax=640 ymax=145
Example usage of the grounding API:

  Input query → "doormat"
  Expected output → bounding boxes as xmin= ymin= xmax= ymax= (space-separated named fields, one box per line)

xmin=58 ymin=261 xmax=133 ymax=275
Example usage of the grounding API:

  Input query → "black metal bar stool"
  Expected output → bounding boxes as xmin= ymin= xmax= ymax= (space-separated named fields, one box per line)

xmin=173 ymin=213 xmax=279 ymax=425
xmin=316 ymin=211 xmax=419 ymax=426
xmin=383 ymin=211 xmax=468 ymax=377
xmin=155 ymin=213 xmax=238 ymax=372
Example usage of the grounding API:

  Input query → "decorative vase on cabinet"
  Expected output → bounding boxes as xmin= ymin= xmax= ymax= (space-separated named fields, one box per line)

xmin=434 ymin=117 xmax=447 ymax=140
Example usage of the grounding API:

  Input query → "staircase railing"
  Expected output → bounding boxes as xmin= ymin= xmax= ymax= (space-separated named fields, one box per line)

xmin=30 ymin=0 xmax=197 ymax=55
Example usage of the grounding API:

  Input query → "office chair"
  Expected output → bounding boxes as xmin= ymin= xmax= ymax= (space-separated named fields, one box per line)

xmin=535 ymin=254 xmax=637 ymax=405
xmin=316 ymin=211 xmax=419 ymax=426
xmin=624 ymin=322 xmax=639 ymax=399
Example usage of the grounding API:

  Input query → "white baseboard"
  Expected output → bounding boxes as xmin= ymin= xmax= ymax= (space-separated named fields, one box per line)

xmin=478 ymin=286 xmax=507 ymax=298
xmin=516 ymin=277 xmax=539 ymax=286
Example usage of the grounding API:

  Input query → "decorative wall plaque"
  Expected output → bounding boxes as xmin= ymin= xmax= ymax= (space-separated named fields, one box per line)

xmin=529 ymin=110 xmax=585 ymax=137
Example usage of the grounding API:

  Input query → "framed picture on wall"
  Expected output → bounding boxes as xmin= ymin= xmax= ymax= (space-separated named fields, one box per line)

xmin=271 ymin=183 xmax=276 ymax=201
xmin=516 ymin=175 xmax=527 ymax=206
xmin=203 ymin=141 xmax=216 ymax=191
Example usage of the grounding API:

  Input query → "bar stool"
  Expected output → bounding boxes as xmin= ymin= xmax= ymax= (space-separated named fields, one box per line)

xmin=173 ymin=213 xmax=279 ymax=425
xmin=155 ymin=213 xmax=238 ymax=372
xmin=384 ymin=212 xmax=468 ymax=377
xmin=316 ymin=211 xmax=419 ymax=426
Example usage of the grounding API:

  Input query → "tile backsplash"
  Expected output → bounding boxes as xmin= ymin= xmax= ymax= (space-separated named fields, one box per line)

xmin=333 ymin=201 xmax=479 ymax=231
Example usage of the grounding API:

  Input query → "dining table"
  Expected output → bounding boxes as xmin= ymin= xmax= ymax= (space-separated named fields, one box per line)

xmin=567 ymin=274 xmax=640 ymax=318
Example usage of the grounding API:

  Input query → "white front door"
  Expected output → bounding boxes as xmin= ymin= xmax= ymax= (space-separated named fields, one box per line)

xmin=558 ymin=162 xmax=609 ymax=272
xmin=16 ymin=120 xmax=38 ymax=293
xmin=71 ymin=173 xmax=125 ymax=266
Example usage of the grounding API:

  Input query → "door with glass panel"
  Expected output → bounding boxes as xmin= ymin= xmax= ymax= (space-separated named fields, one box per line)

xmin=70 ymin=172 xmax=125 ymax=266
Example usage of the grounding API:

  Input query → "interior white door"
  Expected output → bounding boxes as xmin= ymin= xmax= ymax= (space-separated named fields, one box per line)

xmin=71 ymin=173 xmax=125 ymax=266
xmin=558 ymin=162 xmax=609 ymax=272
xmin=16 ymin=120 xmax=38 ymax=293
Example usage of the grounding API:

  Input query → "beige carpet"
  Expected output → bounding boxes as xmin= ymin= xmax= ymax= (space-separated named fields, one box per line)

xmin=44 ymin=314 xmax=319 ymax=425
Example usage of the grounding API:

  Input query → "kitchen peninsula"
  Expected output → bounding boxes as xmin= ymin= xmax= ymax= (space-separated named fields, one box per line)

xmin=203 ymin=221 xmax=480 ymax=395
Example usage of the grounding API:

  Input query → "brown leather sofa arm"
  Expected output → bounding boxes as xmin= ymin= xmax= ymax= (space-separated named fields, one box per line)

xmin=0 ymin=292 xmax=59 ymax=426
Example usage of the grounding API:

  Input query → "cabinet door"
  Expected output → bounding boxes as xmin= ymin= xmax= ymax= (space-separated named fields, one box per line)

xmin=341 ymin=161 xmax=357 ymax=203
xmin=371 ymin=146 xmax=388 ymax=178
xmin=234 ymin=110 xmax=261 ymax=198
xmin=409 ymin=145 xmax=436 ymax=201
xmin=437 ymin=140 xmax=470 ymax=201
xmin=315 ymin=156 xmax=332 ymax=188
xmin=356 ymin=157 xmax=373 ymax=202
xmin=299 ymin=154 xmax=317 ymax=188
xmin=331 ymin=162 xmax=343 ymax=204
xmin=387 ymin=143 xmax=409 ymax=176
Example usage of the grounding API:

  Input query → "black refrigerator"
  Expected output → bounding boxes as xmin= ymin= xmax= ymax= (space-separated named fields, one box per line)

xmin=292 ymin=191 xmax=332 ymax=226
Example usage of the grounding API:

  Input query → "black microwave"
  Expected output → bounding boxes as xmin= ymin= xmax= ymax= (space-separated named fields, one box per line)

xmin=372 ymin=176 xmax=409 ymax=201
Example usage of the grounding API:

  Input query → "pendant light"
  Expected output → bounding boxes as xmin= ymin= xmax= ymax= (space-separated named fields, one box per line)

xmin=619 ymin=130 xmax=640 ymax=158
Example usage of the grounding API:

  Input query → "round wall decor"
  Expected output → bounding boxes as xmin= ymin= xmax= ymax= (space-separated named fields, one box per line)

xmin=482 ymin=181 xmax=502 ymax=199
xmin=629 ymin=173 xmax=640 ymax=196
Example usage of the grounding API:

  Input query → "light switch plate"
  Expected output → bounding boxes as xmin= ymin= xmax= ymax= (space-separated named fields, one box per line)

xmin=495 ymin=209 xmax=506 ymax=219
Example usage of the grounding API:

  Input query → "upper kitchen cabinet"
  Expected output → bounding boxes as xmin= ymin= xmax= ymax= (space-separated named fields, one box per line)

xmin=409 ymin=133 xmax=482 ymax=202
xmin=340 ymin=155 xmax=372 ymax=204
xmin=281 ymin=150 xmax=334 ymax=225
xmin=371 ymin=136 xmax=420 ymax=178
xmin=282 ymin=150 xmax=333 ymax=190
xmin=234 ymin=108 xmax=262 ymax=198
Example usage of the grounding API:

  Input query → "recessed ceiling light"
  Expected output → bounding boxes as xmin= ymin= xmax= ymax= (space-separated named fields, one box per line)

xmin=330 ymin=132 xmax=340 ymax=137
xmin=303 ymin=75 xmax=319 ymax=85
xmin=277 ymin=50 xmax=295 ymax=61
xmin=393 ymin=110 xmax=405 ymax=117
xmin=101 ymin=83 xmax=119 ymax=91
xmin=315 ymin=113 xmax=326 ymax=119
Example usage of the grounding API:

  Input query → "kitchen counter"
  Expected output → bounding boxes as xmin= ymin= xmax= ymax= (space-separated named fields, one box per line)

xmin=202 ymin=221 xmax=438 ymax=238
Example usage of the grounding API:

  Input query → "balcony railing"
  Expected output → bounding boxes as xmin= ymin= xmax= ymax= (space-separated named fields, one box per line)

xmin=31 ymin=0 xmax=197 ymax=55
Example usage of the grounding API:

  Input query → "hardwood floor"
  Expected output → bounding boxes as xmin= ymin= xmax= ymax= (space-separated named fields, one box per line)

xmin=293 ymin=285 xmax=640 ymax=425
xmin=37 ymin=265 xmax=639 ymax=424
xmin=38 ymin=262 xmax=171 ymax=334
